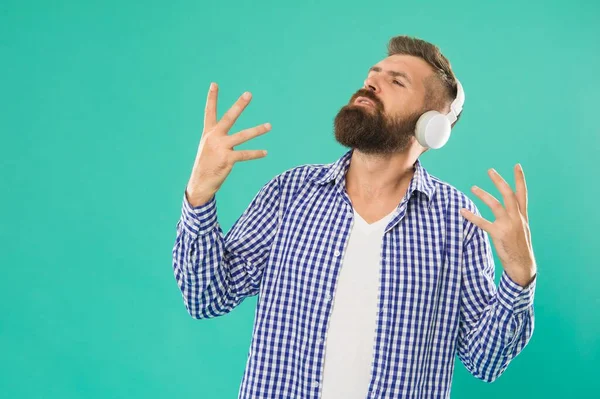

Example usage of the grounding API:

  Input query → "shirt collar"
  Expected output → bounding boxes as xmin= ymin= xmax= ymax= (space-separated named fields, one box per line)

xmin=308 ymin=148 xmax=436 ymax=207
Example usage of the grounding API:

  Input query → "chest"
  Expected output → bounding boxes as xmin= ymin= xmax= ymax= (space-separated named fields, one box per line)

xmin=350 ymin=198 xmax=400 ymax=224
xmin=261 ymin=193 xmax=461 ymax=358
xmin=348 ymin=188 xmax=408 ymax=225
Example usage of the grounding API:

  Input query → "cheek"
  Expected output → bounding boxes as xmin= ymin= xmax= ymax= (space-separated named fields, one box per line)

xmin=386 ymin=98 xmax=408 ymax=114
xmin=395 ymin=100 xmax=423 ymax=119
xmin=386 ymin=108 xmax=407 ymax=122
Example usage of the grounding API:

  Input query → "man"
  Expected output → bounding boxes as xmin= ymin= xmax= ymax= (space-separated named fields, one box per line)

xmin=172 ymin=35 xmax=537 ymax=399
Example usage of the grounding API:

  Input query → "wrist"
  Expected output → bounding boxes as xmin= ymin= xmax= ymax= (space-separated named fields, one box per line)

xmin=185 ymin=189 xmax=215 ymax=208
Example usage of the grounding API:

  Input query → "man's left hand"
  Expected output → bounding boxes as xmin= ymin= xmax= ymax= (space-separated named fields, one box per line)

xmin=460 ymin=164 xmax=537 ymax=288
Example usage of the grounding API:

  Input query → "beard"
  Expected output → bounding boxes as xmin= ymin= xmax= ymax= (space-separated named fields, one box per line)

xmin=333 ymin=90 xmax=423 ymax=155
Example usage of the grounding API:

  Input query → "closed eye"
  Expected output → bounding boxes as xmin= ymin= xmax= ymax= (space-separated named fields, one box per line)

xmin=393 ymin=80 xmax=404 ymax=87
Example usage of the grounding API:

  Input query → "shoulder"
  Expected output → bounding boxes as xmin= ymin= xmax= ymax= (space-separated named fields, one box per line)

xmin=275 ymin=161 xmax=332 ymax=188
xmin=430 ymin=174 xmax=477 ymax=211
xmin=426 ymin=172 xmax=483 ymax=244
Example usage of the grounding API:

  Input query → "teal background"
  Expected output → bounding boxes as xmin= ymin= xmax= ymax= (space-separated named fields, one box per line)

xmin=1 ymin=0 xmax=598 ymax=397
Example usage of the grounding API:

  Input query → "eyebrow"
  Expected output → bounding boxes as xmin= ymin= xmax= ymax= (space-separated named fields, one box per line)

xmin=368 ymin=66 xmax=413 ymax=85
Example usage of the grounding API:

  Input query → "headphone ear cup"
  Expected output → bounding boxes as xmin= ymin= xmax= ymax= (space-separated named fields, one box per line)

xmin=415 ymin=110 xmax=452 ymax=149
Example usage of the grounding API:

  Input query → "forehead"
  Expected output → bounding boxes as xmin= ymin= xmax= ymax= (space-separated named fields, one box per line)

xmin=373 ymin=54 xmax=433 ymax=86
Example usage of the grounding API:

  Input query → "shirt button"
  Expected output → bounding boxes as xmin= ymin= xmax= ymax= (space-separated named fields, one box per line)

xmin=317 ymin=336 xmax=324 ymax=344
xmin=334 ymin=250 xmax=341 ymax=257
xmin=346 ymin=211 xmax=353 ymax=218
xmin=207 ymin=242 xmax=212 ymax=249
xmin=313 ymin=380 xmax=320 ymax=388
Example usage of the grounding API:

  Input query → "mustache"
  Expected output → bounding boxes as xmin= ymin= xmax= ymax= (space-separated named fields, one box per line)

xmin=351 ymin=89 xmax=383 ymax=110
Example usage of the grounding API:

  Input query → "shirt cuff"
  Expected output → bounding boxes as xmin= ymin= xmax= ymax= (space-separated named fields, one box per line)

xmin=179 ymin=190 xmax=218 ymax=237
xmin=497 ymin=270 xmax=536 ymax=314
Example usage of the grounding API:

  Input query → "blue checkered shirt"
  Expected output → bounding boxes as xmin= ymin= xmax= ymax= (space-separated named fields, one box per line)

xmin=172 ymin=148 xmax=536 ymax=398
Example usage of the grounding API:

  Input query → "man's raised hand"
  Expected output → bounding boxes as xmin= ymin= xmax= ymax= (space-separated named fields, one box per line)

xmin=185 ymin=82 xmax=272 ymax=207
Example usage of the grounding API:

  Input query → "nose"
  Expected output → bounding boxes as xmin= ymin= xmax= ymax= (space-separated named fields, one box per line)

xmin=360 ymin=77 xmax=382 ymax=110
xmin=363 ymin=76 xmax=379 ymax=94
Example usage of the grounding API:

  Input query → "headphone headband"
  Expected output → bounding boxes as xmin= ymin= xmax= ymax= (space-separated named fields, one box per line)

xmin=446 ymin=79 xmax=464 ymax=125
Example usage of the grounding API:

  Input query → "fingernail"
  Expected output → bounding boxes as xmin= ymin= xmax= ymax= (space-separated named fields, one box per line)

xmin=210 ymin=82 xmax=215 ymax=91
xmin=243 ymin=91 xmax=251 ymax=99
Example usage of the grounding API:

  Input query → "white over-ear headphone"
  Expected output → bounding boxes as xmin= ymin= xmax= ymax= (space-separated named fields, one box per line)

xmin=415 ymin=79 xmax=465 ymax=149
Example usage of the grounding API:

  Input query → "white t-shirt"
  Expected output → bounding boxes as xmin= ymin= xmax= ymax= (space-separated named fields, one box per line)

xmin=320 ymin=206 xmax=397 ymax=399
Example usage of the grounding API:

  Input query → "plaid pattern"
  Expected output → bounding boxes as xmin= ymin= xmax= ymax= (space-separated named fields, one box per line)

xmin=172 ymin=148 xmax=536 ymax=399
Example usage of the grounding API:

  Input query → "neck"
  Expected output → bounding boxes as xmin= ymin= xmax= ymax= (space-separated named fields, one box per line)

xmin=345 ymin=146 xmax=420 ymax=201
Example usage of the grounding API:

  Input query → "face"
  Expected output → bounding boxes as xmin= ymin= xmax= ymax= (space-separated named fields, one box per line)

xmin=334 ymin=54 xmax=434 ymax=155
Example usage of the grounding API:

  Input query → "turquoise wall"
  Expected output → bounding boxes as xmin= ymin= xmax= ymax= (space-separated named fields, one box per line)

xmin=1 ymin=0 xmax=598 ymax=397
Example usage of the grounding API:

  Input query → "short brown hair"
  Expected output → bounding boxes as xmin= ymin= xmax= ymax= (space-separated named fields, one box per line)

xmin=387 ymin=35 xmax=462 ymax=128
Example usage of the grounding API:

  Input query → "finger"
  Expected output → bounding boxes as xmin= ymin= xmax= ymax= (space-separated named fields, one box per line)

xmin=488 ymin=168 xmax=519 ymax=217
xmin=231 ymin=149 xmax=268 ymax=163
xmin=470 ymin=185 xmax=506 ymax=219
xmin=204 ymin=82 xmax=218 ymax=131
xmin=227 ymin=122 xmax=272 ymax=148
xmin=216 ymin=91 xmax=252 ymax=134
xmin=514 ymin=163 xmax=529 ymax=223
xmin=460 ymin=208 xmax=494 ymax=233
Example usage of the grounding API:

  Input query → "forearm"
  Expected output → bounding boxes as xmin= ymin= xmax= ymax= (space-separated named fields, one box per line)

xmin=457 ymin=271 xmax=536 ymax=382
xmin=173 ymin=192 xmax=258 ymax=319
xmin=173 ymin=220 xmax=243 ymax=319
xmin=172 ymin=176 xmax=281 ymax=319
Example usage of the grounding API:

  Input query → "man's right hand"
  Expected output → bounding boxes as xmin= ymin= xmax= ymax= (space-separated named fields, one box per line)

xmin=185 ymin=82 xmax=272 ymax=207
